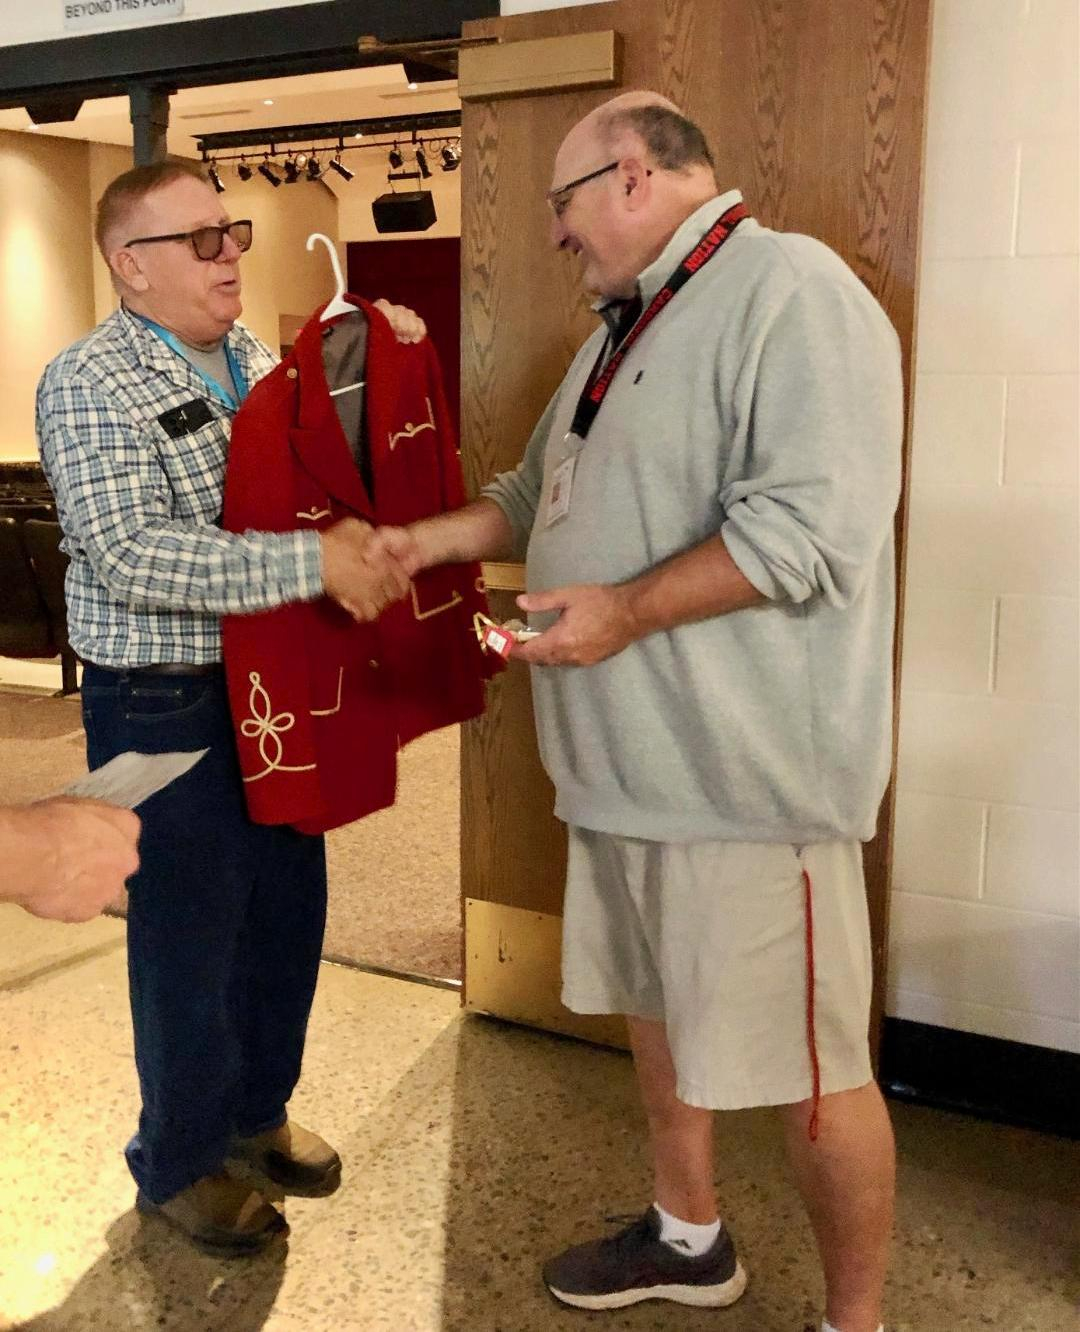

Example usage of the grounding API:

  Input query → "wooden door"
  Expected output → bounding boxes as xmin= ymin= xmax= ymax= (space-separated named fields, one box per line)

xmin=458 ymin=0 xmax=932 ymax=1056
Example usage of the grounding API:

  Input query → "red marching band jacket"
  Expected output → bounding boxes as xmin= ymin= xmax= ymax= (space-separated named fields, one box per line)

xmin=221 ymin=298 xmax=498 ymax=834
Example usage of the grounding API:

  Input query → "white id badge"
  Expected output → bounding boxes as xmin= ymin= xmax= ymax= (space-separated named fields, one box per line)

xmin=545 ymin=455 xmax=576 ymax=528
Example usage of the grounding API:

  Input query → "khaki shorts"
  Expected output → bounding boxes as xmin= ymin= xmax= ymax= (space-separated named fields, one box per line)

xmin=561 ymin=829 xmax=874 ymax=1111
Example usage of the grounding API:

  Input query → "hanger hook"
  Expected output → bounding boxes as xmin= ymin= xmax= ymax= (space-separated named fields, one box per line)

xmin=306 ymin=232 xmax=346 ymax=304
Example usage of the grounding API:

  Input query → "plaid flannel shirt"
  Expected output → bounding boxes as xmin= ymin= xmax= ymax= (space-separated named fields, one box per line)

xmin=36 ymin=306 xmax=323 ymax=667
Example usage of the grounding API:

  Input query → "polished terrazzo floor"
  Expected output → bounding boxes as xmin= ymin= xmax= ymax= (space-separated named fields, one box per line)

xmin=1 ymin=909 xmax=1077 ymax=1332
xmin=0 ymin=684 xmax=463 ymax=981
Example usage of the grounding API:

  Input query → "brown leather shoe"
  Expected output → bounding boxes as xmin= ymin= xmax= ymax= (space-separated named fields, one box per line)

xmin=136 ymin=1171 xmax=288 ymax=1257
xmin=229 ymin=1119 xmax=342 ymax=1197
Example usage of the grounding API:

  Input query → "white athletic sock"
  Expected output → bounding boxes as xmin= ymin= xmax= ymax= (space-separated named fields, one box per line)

xmin=654 ymin=1202 xmax=721 ymax=1257
xmin=822 ymin=1322 xmax=884 ymax=1332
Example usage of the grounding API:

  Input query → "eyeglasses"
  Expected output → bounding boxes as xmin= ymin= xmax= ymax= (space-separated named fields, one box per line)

xmin=124 ymin=220 xmax=254 ymax=261
xmin=546 ymin=161 xmax=619 ymax=218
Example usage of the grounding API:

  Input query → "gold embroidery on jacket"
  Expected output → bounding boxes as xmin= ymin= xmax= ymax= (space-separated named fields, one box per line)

xmin=411 ymin=582 xmax=462 ymax=621
xmin=240 ymin=671 xmax=318 ymax=783
xmin=310 ymin=666 xmax=344 ymax=716
xmin=297 ymin=506 xmax=331 ymax=522
xmin=389 ymin=397 xmax=435 ymax=451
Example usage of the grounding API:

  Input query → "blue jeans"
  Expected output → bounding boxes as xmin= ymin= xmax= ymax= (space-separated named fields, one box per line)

xmin=81 ymin=664 xmax=327 ymax=1204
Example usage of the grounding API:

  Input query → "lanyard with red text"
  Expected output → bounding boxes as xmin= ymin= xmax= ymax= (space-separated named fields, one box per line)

xmin=568 ymin=201 xmax=749 ymax=443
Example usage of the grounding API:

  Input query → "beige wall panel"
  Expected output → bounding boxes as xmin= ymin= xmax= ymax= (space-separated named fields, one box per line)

xmin=223 ymin=174 xmax=342 ymax=355
xmin=0 ymin=132 xmax=94 ymax=461
xmin=88 ymin=142 xmax=135 ymax=324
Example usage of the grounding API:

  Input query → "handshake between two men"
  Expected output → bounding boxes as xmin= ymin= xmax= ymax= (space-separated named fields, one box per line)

xmin=314 ymin=504 xmax=668 ymax=671
xmin=318 ymin=517 xmax=427 ymax=623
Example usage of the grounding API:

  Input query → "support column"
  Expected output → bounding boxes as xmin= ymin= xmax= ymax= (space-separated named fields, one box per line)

xmin=129 ymin=85 xmax=171 ymax=165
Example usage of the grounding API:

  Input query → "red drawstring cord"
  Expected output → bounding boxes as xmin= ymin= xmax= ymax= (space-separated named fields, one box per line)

xmin=803 ymin=867 xmax=821 ymax=1142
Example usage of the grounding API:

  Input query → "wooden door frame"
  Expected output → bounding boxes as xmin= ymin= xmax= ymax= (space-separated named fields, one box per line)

xmin=459 ymin=0 xmax=933 ymax=1064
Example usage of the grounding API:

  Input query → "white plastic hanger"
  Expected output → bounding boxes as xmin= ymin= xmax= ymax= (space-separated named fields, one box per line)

xmin=307 ymin=232 xmax=365 ymax=397
xmin=307 ymin=232 xmax=356 ymax=321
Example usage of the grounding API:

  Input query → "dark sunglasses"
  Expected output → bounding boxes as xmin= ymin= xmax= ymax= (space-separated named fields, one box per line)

xmin=124 ymin=219 xmax=254 ymax=261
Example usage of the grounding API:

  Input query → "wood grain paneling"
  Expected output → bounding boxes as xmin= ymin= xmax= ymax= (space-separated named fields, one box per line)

xmin=459 ymin=0 xmax=932 ymax=1060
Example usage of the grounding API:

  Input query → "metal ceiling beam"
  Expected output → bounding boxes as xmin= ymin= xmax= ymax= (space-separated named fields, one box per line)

xmin=195 ymin=110 xmax=462 ymax=154
xmin=0 ymin=0 xmax=498 ymax=112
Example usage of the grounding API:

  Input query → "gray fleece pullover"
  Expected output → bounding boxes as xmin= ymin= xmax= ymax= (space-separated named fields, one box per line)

xmin=482 ymin=192 xmax=903 ymax=844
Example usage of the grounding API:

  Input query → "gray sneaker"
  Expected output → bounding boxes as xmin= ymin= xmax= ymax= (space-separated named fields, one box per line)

xmin=542 ymin=1206 xmax=748 ymax=1311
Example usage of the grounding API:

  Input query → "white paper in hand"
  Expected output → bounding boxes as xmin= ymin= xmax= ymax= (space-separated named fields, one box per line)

xmin=59 ymin=749 xmax=209 ymax=810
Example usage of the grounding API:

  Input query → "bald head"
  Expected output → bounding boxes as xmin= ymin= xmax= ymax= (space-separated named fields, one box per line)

xmin=548 ymin=92 xmax=720 ymax=299
xmin=554 ymin=92 xmax=715 ymax=191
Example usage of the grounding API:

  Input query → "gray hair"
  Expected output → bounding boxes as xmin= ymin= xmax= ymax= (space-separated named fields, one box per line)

xmin=599 ymin=105 xmax=715 ymax=174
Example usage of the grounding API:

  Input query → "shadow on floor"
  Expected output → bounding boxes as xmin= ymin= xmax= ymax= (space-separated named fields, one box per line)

xmin=15 ymin=1209 xmax=287 ymax=1332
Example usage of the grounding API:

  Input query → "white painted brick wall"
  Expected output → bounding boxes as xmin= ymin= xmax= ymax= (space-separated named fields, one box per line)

xmin=892 ymin=0 xmax=1080 ymax=1054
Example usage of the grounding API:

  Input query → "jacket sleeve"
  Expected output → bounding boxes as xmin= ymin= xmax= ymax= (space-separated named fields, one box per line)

xmin=719 ymin=271 xmax=903 ymax=608
xmin=424 ymin=339 xmax=469 ymax=511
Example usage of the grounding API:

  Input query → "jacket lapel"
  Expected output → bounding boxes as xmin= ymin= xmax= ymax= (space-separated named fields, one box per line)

xmin=288 ymin=301 xmax=374 ymax=518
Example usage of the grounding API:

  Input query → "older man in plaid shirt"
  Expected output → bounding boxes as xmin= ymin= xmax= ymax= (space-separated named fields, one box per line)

xmin=37 ymin=161 xmax=421 ymax=1256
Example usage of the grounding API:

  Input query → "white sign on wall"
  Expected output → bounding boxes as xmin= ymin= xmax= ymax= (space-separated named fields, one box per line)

xmin=62 ymin=0 xmax=184 ymax=34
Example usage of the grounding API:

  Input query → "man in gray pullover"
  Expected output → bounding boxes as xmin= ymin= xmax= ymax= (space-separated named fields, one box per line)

xmin=382 ymin=92 xmax=902 ymax=1332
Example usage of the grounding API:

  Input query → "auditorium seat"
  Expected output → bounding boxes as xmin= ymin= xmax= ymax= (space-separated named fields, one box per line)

xmin=23 ymin=520 xmax=78 ymax=696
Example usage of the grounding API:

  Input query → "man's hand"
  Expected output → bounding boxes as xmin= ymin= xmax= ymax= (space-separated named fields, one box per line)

xmin=512 ymin=584 xmax=641 ymax=667
xmin=320 ymin=517 xmax=412 ymax=621
xmin=376 ymin=525 xmax=429 ymax=579
xmin=4 ymin=799 xmax=141 ymax=923
xmin=373 ymin=299 xmax=426 ymax=345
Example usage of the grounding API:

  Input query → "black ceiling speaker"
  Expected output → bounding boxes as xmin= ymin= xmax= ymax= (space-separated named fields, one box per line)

xmin=371 ymin=190 xmax=437 ymax=233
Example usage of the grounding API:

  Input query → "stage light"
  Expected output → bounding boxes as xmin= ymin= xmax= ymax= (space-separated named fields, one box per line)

xmin=208 ymin=164 xmax=225 ymax=193
xmin=237 ymin=160 xmax=253 ymax=181
xmin=328 ymin=155 xmax=354 ymax=182
xmin=415 ymin=147 xmax=432 ymax=179
xmin=388 ymin=145 xmax=404 ymax=170
xmin=440 ymin=142 xmax=461 ymax=172
xmin=258 ymin=161 xmax=282 ymax=187
xmin=307 ymin=156 xmax=323 ymax=181
xmin=283 ymin=159 xmax=301 ymax=184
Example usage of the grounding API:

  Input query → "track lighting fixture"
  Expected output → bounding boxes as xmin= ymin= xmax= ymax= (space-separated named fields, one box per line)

xmin=197 ymin=122 xmax=462 ymax=194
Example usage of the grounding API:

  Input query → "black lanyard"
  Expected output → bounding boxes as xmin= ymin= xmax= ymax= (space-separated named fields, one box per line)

xmin=568 ymin=200 xmax=749 ymax=442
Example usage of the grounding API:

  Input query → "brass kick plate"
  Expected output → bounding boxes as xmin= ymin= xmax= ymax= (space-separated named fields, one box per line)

xmin=464 ymin=898 xmax=629 ymax=1050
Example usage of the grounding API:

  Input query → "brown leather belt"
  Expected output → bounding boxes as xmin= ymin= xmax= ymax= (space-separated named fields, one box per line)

xmin=133 ymin=663 xmax=222 ymax=676
xmin=89 ymin=662 xmax=222 ymax=677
